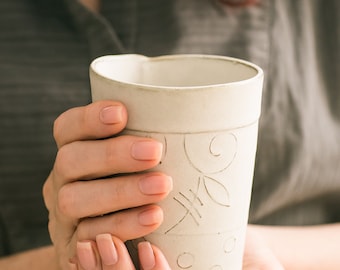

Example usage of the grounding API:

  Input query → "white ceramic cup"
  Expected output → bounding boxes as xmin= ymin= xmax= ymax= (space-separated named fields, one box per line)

xmin=90 ymin=54 xmax=263 ymax=270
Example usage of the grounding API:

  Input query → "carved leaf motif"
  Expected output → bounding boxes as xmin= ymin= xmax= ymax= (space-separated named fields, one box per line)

xmin=203 ymin=176 xmax=230 ymax=207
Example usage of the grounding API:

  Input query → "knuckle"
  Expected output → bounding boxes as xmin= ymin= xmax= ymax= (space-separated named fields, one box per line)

xmin=105 ymin=139 xmax=118 ymax=163
xmin=76 ymin=218 xmax=94 ymax=240
xmin=54 ymin=145 xmax=73 ymax=181
xmin=110 ymin=179 xmax=126 ymax=204
xmin=42 ymin=180 xmax=49 ymax=199
xmin=104 ymin=136 xmax=129 ymax=166
xmin=57 ymin=184 xmax=76 ymax=218
xmin=48 ymin=219 xmax=56 ymax=244
xmin=53 ymin=113 xmax=64 ymax=143
xmin=75 ymin=221 xmax=86 ymax=240
xmin=42 ymin=179 xmax=52 ymax=210
xmin=82 ymin=104 xmax=97 ymax=135
xmin=112 ymin=212 xmax=125 ymax=228
xmin=83 ymin=104 xmax=92 ymax=123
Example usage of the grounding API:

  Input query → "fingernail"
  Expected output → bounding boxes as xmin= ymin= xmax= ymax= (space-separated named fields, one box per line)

xmin=96 ymin=234 xmax=118 ymax=265
xmin=77 ymin=241 xmax=97 ymax=270
xmin=139 ymin=174 xmax=173 ymax=195
xmin=131 ymin=140 xmax=163 ymax=161
xmin=100 ymin=106 xmax=123 ymax=124
xmin=138 ymin=242 xmax=156 ymax=270
xmin=139 ymin=207 xmax=163 ymax=226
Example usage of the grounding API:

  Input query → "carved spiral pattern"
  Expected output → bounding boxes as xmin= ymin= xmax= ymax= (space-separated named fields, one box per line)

xmin=184 ymin=132 xmax=237 ymax=174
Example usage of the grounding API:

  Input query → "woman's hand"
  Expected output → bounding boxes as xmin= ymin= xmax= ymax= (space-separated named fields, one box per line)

xmin=43 ymin=101 xmax=172 ymax=269
xmin=243 ymin=225 xmax=284 ymax=270
xmin=244 ymin=223 xmax=340 ymax=270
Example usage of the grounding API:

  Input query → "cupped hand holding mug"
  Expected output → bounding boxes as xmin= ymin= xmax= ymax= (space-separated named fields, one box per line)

xmin=43 ymin=100 xmax=172 ymax=269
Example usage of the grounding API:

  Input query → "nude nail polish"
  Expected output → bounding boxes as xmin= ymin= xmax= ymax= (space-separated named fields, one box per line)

xmin=96 ymin=234 xmax=118 ymax=265
xmin=77 ymin=241 xmax=97 ymax=270
xmin=100 ymin=105 xmax=123 ymax=124
xmin=139 ymin=174 xmax=173 ymax=195
xmin=131 ymin=140 xmax=163 ymax=161
xmin=138 ymin=207 xmax=163 ymax=226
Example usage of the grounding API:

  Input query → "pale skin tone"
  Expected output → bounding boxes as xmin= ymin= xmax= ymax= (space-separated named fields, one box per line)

xmin=1 ymin=0 xmax=340 ymax=269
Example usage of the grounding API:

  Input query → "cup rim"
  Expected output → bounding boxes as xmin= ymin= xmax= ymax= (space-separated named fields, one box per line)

xmin=90 ymin=54 xmax=264 ymax=91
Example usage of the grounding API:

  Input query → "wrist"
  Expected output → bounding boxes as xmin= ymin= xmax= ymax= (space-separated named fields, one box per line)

xmin=250 ymin=223 xmax=340 ymax=270
xmin=0 ymin=245 xmax=59 ymax=270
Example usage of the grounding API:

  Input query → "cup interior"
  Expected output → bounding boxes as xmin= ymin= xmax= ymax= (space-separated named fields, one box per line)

xmin=92 ymin=55 xmax=259 ymax=88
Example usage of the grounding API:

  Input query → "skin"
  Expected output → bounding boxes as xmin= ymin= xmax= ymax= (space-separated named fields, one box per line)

xmin=245 ymin=224 xmax=340 ymax=270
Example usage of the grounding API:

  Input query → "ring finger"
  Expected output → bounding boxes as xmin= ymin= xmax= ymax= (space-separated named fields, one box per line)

xmin=57 ymin=172 xmax=172 ymax=219
xmin=54 ymin=136 xmax=163 ymax=186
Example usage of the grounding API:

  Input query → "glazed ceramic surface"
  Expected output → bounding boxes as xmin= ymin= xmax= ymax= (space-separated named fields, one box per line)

xmin=90 ymin=54 xmax=263 ymax=270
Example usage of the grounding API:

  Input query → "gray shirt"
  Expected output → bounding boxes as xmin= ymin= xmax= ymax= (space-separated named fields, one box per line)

xmin=0 ymin=0 xmax=339 ymax=255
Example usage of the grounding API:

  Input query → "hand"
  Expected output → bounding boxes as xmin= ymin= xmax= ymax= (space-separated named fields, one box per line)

xmin=75 ymin=234 xmax=170 ymax=270
xmin=243 ymin=225 xmax=284 ymax=270
xmin=43 ymin=101 xmax=173 ymax=269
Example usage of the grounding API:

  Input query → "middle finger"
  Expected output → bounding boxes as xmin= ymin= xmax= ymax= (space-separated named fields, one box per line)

xmin=53 ymin=135 xmax=163 ymax=186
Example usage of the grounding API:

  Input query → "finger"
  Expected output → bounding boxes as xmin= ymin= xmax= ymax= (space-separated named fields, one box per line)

xmin=53 ymin=136 xmax=163 ymax=185
xmin=76 ymin=241 xmax=101 ymax=270
xmin=42 ymin=172 xmax=53 ymax=211
xmin=54 ymin=100 xmax=128 ymax=148
xmin=76 ymin=205 xmax=164 ymax=242
xmin=138 ymin=242 xmax=171 ymax=270
xmin=58 ymin=172 xmax=172 ymax=219
xmin=96 ymin=234 xmax=136 ymax=270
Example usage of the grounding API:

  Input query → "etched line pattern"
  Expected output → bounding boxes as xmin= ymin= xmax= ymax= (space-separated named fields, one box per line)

xmin=165 ymin=179 xmax=203 ymax=234
xmin=210 ymin=266 xmax=223 ymax=270
xmin=177 ymin=252 xmax=195 ymax=269
xmin=166 ymin=132 xmax=236 ymax=234
xmin=202 ymin=175 xmax=230 ymax=207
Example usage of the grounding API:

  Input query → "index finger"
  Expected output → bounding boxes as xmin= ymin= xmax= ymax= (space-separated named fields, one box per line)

xmin=53 ymin=100 xmax=128 ymax=148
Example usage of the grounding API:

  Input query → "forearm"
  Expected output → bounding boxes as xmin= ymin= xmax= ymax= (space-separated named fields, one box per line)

xmin=0 ymin=245 xmax=59 ymax=270
xmin=252 ymin=223 xmax=340 ymax=270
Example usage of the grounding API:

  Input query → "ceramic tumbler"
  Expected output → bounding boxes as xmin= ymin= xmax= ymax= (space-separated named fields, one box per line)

xmin=90 ymin=54 xmax=263 ymax=270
